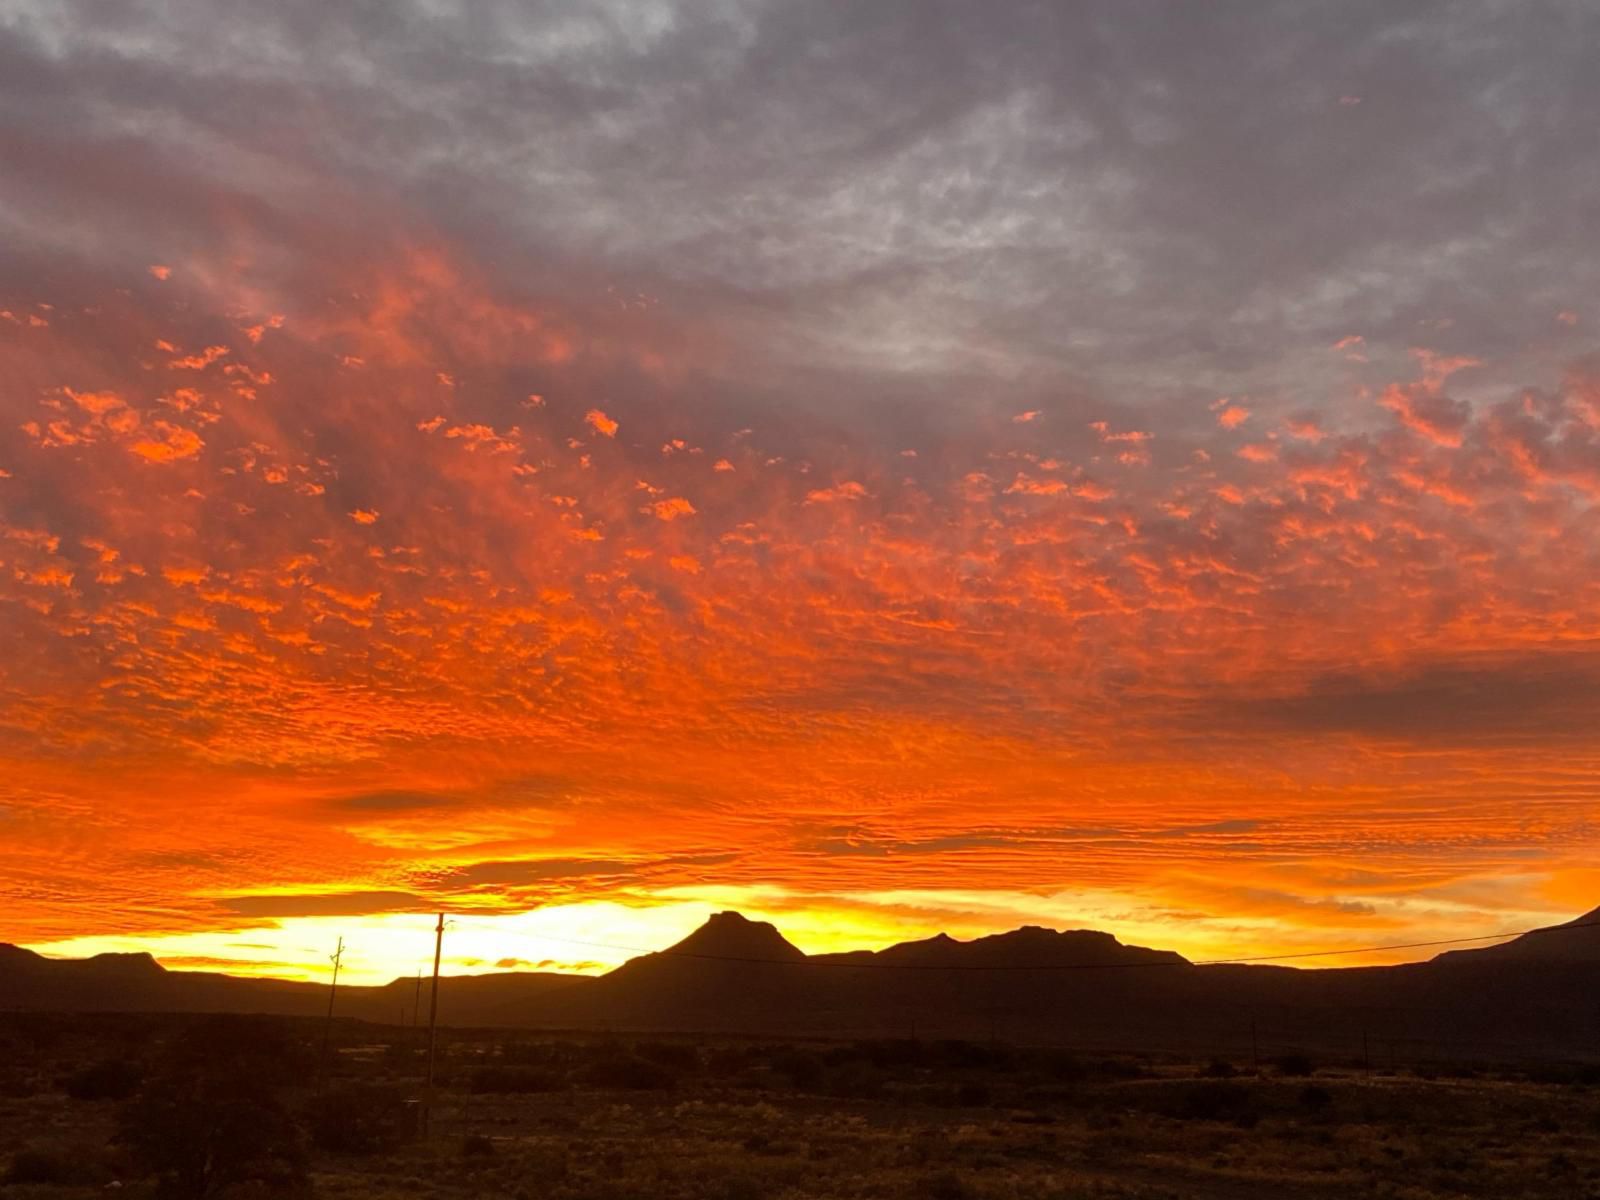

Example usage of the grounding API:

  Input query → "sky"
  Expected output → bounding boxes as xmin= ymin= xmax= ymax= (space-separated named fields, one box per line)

xmin=3 ymin=0 xmax=1600 ymax=985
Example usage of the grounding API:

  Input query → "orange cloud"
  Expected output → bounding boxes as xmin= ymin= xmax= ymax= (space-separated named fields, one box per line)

xmin=805 ymin=481 xmax=868 ymax=503
xmin=129 ymin=422 xmax=204 ymax=462
xmin=4 ymin=239 xmax=1599 ymax=987
xmin=651 ymin=496 xmax=697 ymax=520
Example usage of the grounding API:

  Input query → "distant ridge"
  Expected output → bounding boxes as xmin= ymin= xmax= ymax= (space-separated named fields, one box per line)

xmin=6 ymin=904 xmax=1599 ymax=1060
xmin=1432 ymin=905 xmax=1600 ymax=965
xmin=815 ymin=926 xmax=1188 ymax=970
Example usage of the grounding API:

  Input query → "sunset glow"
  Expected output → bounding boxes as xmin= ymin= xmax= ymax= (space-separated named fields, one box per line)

xmin=3 ymin=2 xmax=1599 ymax=985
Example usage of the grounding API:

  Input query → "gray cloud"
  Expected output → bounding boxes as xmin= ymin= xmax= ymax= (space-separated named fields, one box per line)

xmin=4 ymin=0 xmax=1596 ymax=431
xmin=1203 ymin=656 xmax=1600 ymax=744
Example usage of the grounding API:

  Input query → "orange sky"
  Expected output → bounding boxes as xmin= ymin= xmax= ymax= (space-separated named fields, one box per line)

xmin=3 ymin=3 xmax=1599 ymax=985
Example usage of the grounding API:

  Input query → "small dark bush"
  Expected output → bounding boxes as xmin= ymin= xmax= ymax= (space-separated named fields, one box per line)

xmin=581 ymin=1054 xmax=676 ymax=1091
xmin=119 ymin=1016 xmax=311 ymax=1198
xmin=7 ymin=1146 xmax=102 ymax=1186
xmin=840 ymin=1039 xmax=924 ymax=1069
xmin=121 ymin=1077 xmax=307 ymax=1198
xmin=1040 ymin=1050 xmax=1089 ymax=1082
xmin=773 ymin=1049 xmax=825 ymax=1091
xmin=65 ymin=1057 xmax=144 ymax=1101
xmin=473 ymin=1065 xmax=563 ymax=1094
xmin=1275 ymin=1053 xmax=1315 ymax=1077
xmin=635 ymin=1041 xmax=699 ymax=1072
xmin=827 ymin=1061 xmax=887 ymax=1100
xmin=461 ymin=1134 xmax=496 ymax=1158
xmin=303 ymin=1083 xmax=412 ymax=1155
xmin=708 ymin=1169 xmax=774 ymax=1200
xmin=1299 ymin=1084 xmax=1334 ymax=1112
xmin=924 ymin=1169 xmax=975 ymax=1200
xmin=1170 ymin=1081 xmax=1259 ymax=1126
xmin=1202 ymin=1059 xmax=1238 ymax=1079
xmin=955 ymin=1081 xmax=992 ymax=1107
xmin=706 ymin=1046 xmax=755 ymax=1077
xmin=935 ymin=1039 xmax=1013 ymax=1071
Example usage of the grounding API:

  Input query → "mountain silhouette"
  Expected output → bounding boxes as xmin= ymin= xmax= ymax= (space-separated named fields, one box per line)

xmin=6 ymin=905 xmax=1598 ymax=1060
xmin=0 ymin=941 xmax=583 ymax=1025
xmin=1432 ymin=905 xmax=1600 ymax=964
xmin=663 ymin=910 xmax=807 ymax=962
xmin=815 ymin=926 xmax=1187 ymax=969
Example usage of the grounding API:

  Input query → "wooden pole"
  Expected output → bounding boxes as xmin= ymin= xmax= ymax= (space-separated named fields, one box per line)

xmin=422 ymin=915 xmax=444 ymax=1136
xmin=317 ymin=936 xmax=344 ymax=1091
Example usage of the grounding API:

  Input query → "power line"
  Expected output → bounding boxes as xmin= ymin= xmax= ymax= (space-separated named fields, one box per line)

xmin=439 ymin=912 xmax=1600 ymax=973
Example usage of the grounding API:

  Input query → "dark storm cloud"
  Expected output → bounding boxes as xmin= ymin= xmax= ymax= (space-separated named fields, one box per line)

xmin=4 ymin=0 xmax=1597 ymax=428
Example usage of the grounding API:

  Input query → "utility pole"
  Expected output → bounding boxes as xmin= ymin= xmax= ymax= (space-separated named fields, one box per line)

xmin=318 ymin=936 xmax=344 ymax=1091
xmin=412 ymin=970 xmax=422 ymax=1027
xmin=422 ymin=914 xmax=444 ymax=1137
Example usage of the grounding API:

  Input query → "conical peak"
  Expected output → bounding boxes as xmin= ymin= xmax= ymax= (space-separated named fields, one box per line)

xmin=668 ymin=911 xmax=806 ymax=962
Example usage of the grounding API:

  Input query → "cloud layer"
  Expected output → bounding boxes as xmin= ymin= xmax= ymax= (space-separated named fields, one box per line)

xmin=2 ymin=0 xmax=1598 ymax=977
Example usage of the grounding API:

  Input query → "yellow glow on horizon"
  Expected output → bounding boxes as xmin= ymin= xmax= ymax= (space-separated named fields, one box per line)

xmin=20 ymin=884 xmax=1576 ymax=985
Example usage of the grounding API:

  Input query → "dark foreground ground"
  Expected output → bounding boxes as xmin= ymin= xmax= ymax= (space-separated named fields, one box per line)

xmin=3 ymin=1013 xmax=1600 ymax=1200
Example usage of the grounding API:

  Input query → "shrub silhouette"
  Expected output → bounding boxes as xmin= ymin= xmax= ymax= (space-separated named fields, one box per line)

xmin=472 ymin=1065 xmax=563 ymax=1094
xmin=118 ymin=1016 xmax=310 ymax=1198
xmin=635 ymin=1041 xmax=699 ymax=1072
xmin=826 ymin=1061 xmax=887 ymax=1100
xmin=924 ymin=1169 xmax=975 ymax=1200
xmin=1299 ymin=1083 xmax=1334 ymax=1112
xmin=302 ymin=1083 xmax=411 ymax=1155
xmin=1275 ymin=1053 xmax=1315 ymax=1077
xmin=65 ymin=1056 xmax=144 ymax=1101
xmin=580 ymin=1053 xmax=676 ymax=1090
xmin=954 ymin=1081 xmax=991 ymax=1107
xmin=6 ymin=1145 xmax=104 ymax=1187
xmin=121 ymin=1074 xmax=307 ymax=1197
xmin=1169 ymin=1081 xmax=1260 ymax=1126
xmin=772 ymin=1049 xmax=825 ymax=1091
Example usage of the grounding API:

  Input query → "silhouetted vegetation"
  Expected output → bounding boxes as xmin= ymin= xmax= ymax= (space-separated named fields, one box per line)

xmin=471 ymin=1064 xmax=565 ymax=1093
xmin=578 ymin=1051 xmax=678 ymax=1090
xmin=5 ymin=1012 xmax=1600 ymax=1199
xmin=64 ymin=1055 xmax=144 ymax=1100
xmin=1274 ymin=1051 xmax=1316 ymax=1077
xmin=6 ymin=1144 xmax=106 ymax=1187
xmin=301 ymin=1083 xmax=412 ymax=1155
xmin=118 ymin=1016 xmax=311 ymax=1197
